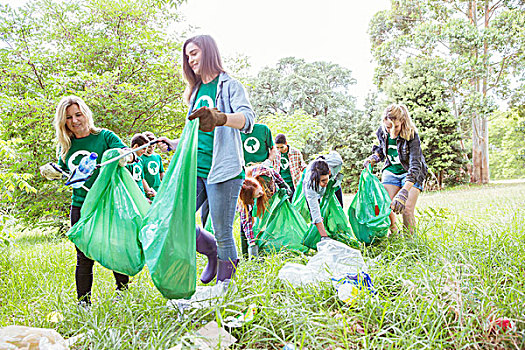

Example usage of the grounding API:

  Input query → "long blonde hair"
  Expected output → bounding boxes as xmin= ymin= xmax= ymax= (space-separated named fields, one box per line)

xmin=382 ymin=103 xmax=417 ymax=140
xmin=54 ymin=95 xmax=100 ymax=161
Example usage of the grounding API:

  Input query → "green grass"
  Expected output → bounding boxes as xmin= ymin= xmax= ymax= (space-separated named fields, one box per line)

xmin=1 ymin=183 xmax=524 ymax=349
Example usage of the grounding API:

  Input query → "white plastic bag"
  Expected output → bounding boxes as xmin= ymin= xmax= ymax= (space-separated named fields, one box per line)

xmin=0 ymin=326 xmax=68 ymax=350
xmin=278 ymin=239 xmax=367 ymax=287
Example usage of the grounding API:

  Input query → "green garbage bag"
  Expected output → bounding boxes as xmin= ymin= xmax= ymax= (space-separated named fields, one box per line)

xmin=67 ymin=149 xmax=149 ymax=276
xmin=253 ymin=189 xmax=309 ymax=253
xmin=291 ymin=170 xmax=311 ymax=223
xmin=302 ymin=181 xmax=359 ymax=250
xmin=139 ymin=120 xmax=198 ymax=299
xmin=348 ymin=166 xmax=391 ymax=244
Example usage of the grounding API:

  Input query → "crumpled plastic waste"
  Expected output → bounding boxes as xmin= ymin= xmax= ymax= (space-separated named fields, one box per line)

xmin=0 ymin=326 xmax=68 ymax=350
xmin=223 ymin=304 xmax=257 ymax=328
xmin=331 ymin=271 xmax=376 ymax=304
xmin=278 ymin=239 xmax=368 ymax=287
xmin=166 ymin=280 xmax=235 ymax=314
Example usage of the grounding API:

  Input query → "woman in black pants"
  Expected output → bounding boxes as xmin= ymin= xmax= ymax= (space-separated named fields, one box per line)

xmin=47 ymin=95 xmax=132 ymax=306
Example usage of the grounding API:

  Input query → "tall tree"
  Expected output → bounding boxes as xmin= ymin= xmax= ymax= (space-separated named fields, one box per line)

xmin=0 ymin=0 xmax=186 ymax=221
xmin=369 ymin=0 xmax=525 ymax=184
xmin=250 ymin=57 xmax=365 ymax=190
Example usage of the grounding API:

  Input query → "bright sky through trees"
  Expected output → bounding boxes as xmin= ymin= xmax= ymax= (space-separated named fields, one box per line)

xmin=176 ymin=0 xmax=391 ymax=107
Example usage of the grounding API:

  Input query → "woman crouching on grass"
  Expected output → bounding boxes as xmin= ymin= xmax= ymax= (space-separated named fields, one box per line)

xmin=364 ymin=103 xmax=428 ymax=235
xmin=237 ymin=164 xmax=292 ymax=258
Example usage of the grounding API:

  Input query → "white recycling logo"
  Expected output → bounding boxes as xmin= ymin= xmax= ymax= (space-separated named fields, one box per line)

xmin=68 ymin=150 xmax=92 ymax=171
xmin=243 ymin=137 xmax=261 ymax=154
xmin=280 ymin=157 xmax=290 ymax=170
xmin=132 ymin=164 xmax=142 ymax=181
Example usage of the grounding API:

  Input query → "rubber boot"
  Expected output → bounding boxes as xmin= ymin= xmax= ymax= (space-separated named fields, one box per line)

xmin=195 ymin=226 xmax=218 ymax=284
xmin=217 ymin=258 xmax=239 ymax=283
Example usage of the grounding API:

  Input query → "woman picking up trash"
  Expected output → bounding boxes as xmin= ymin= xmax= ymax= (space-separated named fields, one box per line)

xmin=237 ymin=164 xmax=292 ymax=258
xmin=159 ymin=35 xmax=255 ymax=286
xmin=363 ymin=103 xmax=427 ymax=235
xmin=42 ymin=95 xmax=134 ymax=307
xmin=303 ymin=151 xmax=344 ymax=239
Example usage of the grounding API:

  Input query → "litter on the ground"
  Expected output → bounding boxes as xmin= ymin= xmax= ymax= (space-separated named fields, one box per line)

xmin=331 ymin=271 xmax=376 ymax=304
xmin=223 ymin=304 xmax=257 ymax=328
xmin=278 ymin=239 xmax=367 ymax=286
xmin=167 ymin=280 xmax=234 ymax=312
xmin=0 ymin=325 xmax=68 ymax=350
xmin=177 ymin=321 xmax=237 ymax=350
xmin=46 ymin=311 xmax=64 ymax=323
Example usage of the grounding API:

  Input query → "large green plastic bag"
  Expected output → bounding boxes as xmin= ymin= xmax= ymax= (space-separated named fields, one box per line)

xmin=139 ymin=120 xmax=198 ymax=299
xmin=254 ymin=189 xmax=309 ymax=253
xmin=67 ymin=149 xmax=149 ymax=276
xmin=302 ymin=182 xmax=359 ymax=250
xmin=348 ymin=166 xmax=391 ymax=244
xmin=291 ymin=171 xmax=311 ymax=223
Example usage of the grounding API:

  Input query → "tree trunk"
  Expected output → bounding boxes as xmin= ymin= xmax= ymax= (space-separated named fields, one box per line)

xmin=468 ymin=0 xmax=490 ymax=184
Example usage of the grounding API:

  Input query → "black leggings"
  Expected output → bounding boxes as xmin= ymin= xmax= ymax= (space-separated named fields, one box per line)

xmin=71 ymin=206 xmax=129 ymax=302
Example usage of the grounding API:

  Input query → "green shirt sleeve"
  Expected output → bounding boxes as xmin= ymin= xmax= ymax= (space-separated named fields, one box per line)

xmin=266 ymin=125 xmax=274 ymax=149
xmin=103 ymin=129 xmax=126 ymax=149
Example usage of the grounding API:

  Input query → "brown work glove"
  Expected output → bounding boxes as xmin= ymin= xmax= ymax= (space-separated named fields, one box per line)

xmin=390 ymin=188 xmax=409 ymax=214
xmin=188 ymin=106 xmax=227 ymax=132
xmin=363 ymin=154 xmax=381 ymax=169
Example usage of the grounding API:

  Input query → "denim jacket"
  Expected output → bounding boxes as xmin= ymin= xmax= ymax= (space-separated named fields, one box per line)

xmin=188 ymin=72 xmax=255 ymax=184
xmin=372 ymin=126 xmax=428 ymax=185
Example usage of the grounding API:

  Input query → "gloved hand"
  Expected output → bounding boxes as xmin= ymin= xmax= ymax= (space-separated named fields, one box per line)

xmin=363 ymin=154 xmax=381 ymax=169
xmin=188 ymin=106 xmax=227 ymax=132
xmin=391 ymin=188 xmax=409 ymax=214
xmin=147 ymin=188 xmax=157 ymax=198
xmin=248 ymin=244 xmax=259 ymax=258
xmin=117 ymin=148 xmax=135 ymax=167
xmin=282 ymin=183 xmax=293 ymax=198
xmin=40 ymin=163 xmax=63 ymax=180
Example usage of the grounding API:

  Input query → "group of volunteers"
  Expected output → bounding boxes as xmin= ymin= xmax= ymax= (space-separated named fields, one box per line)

xmin=42 ymin=34 xmax=427 ymax=305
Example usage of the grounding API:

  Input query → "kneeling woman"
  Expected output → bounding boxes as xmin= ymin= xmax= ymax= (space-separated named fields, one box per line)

xmin=364 ymin=103 xmax=427 ymax=234
xmin=303 ymin=151 xmax=343 ymax=239
xmin=238 ymin=164 xmax=290 ymax=257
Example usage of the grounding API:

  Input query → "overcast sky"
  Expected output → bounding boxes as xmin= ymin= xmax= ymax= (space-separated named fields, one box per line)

xmin=176 ymin=0 xmax=391 ymax=107
xmin=2 ymin=0 xmax=392 ymax=107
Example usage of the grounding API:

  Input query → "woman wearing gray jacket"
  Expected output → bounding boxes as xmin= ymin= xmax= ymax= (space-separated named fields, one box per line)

xmin=303 ymin=151 xmax=344 ymax=239
xmin=364 ymin=104 xmax=427 ymax=235
xmin=160 ymin=35 xmax=255 ymax=286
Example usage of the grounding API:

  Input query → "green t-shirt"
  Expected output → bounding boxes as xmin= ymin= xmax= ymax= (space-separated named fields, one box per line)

xmin=384 ymin=136 xmax=406 ymax=175
xmin=195 ymin=77 xmax=219 ymax=178
xmin=280 ymin=150 xmax=294 ymax=189
xmin=141 ymin=153 xmax=164 ymax=191
xmin=241 ymin=123 xmax=274 ymax=165
xmin=126 ymin=157 xmax=145 ymax=194
xmin=194 ymin=76 xmax=244 ymax=180
xmin=57 ymin=129 xmax=126 ymax=207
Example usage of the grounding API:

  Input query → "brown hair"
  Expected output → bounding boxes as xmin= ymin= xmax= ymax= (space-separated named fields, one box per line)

xmin=130 ymin=133 xmax=149 ymax=147
xmin=238 ymin=177 xmax=270 ymax=219
xmin=182 ymin=35 xmax=225 ymax=104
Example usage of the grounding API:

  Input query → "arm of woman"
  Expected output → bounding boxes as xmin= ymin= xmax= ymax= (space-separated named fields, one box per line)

xmin=239 ymin=206 xmax=256 ymax=246
xmin=227 ymin=80 xmax=255 ymax=133
xmin=405 ymin=133 xmax=424 ymax=185
xmin=304 ymin=181 xmax=327 ymax=237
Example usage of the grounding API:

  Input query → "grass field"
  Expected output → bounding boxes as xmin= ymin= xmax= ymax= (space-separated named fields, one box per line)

xmin=1 ymin=183 xmax=524 ymax=349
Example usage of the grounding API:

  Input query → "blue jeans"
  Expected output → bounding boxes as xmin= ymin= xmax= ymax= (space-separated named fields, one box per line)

xmin=196 ymin=177 xmax=243 ymax=261
xmin=381 ymin=169 xmax=423 ymax=190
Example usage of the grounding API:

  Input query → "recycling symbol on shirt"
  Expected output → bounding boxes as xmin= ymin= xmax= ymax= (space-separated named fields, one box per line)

xmin=280 ymin=157 xmax=290 ymax=170
xmin=68 ymin=150 xmax=92 ymax=171
xmin=193 ymin=95 xmax=215 ymax=110
xmin=147 ymin=161 xmax=159 ymax=175
xmin=244 ymin=137 xmax=261 ymax=154
xmin=132 ymin=164 xmax=142 ymax=181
